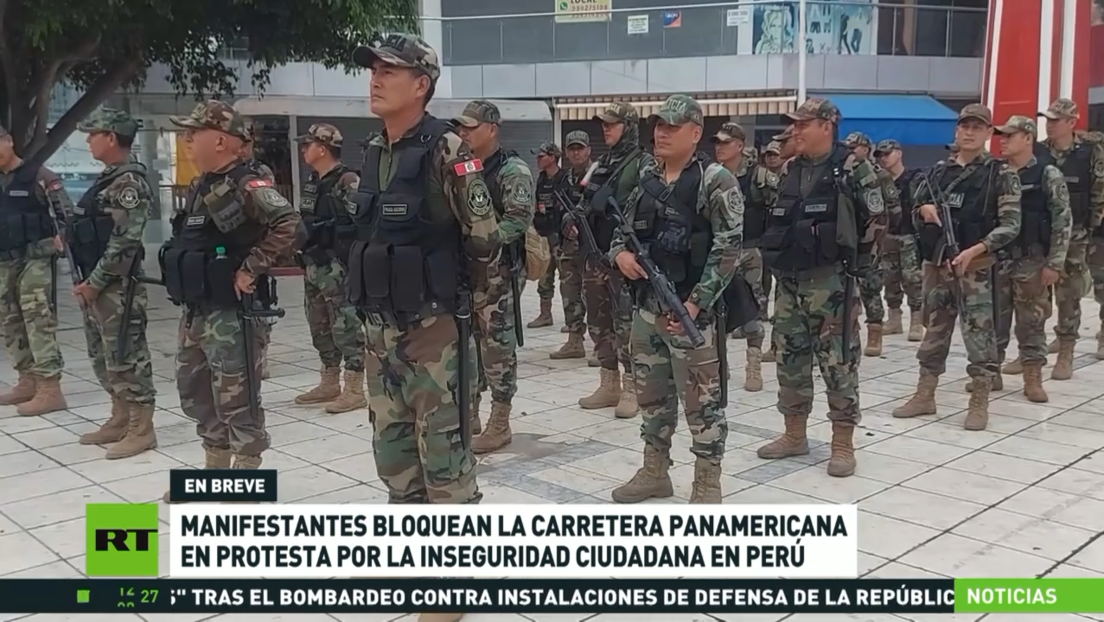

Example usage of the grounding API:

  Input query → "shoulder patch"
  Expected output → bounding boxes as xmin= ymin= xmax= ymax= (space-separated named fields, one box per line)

xmin=117 ymin=187 xmax=141 ymax=209
xmin=454 ymin=159 xmax=484 ymax=176
xmin=247 ymin=179 xmax=272 ymax=189
xmin=1094 ymin=156 xmax=1104 ymax=178
xmin=256 ymin=187 xmax=289 ymax=207
xmin=48 ymin=179 xmax=65 ymax=192
xmin=864 ymin=189 xmax=885 ymax=214
xmin=468 ymin=179 xmax=492 ymax=216
xmin=512 ymin=183 xmax=532 ymax=204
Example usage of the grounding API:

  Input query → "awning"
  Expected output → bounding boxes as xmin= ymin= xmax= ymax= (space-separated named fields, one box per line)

xmin=230 ymin=96 xmax=553 ymax=122
xmin=826 ymin=94 xmax=958 ymax=146
xmin=555 ymin=92 xmax=797 ymax=121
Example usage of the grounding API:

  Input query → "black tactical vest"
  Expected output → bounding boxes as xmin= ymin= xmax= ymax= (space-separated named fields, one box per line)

xmin=534 ymin=169 xmax=565 ymax=240
xmin=761 ymin=145 xmax=850 ymax=273
xmin=586 ymin=152 xmax=642 ymax=251
xmin=1051 ymin=142 xmax=1093 ymax=228
xmin=299 ymin=165 xmax=357 ymax=264
xmin=892 ymin=168 xmax=920 ymax=236
xmin=162 ymin=163 xmax=270 ymax=309
xmin=631 ymin=160 xmax=710 ymax=301
xmin=347 ymin=116 xmax=461 ymax=326
xmin=1013 ymin=160 xmax=1051 ymax=255
xmin=918 ymin=159 xmax=999 ymax=262
xmin=0 ymin=164 xmax=55 ymax=252
xmin=69 ymin=162 xmax=148 ymax=276
xmin=737 ymin=163 xmax=766 ymax=246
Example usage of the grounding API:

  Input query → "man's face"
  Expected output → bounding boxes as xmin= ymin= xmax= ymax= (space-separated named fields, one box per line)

xmin=301 ymin=141 xmax=327 ymax=168
xmin=875 ymin=149 xmax=902 ymax=169
xmin=0 ymin=134 xmax=14 ymax=165
xmin=998 ymin=130 xmax=1031 ymax=157
xmin=86 ymin=131 xmax=115 ymax=162
xmin=457 ymin=122 xmax=497 ymax=154
xmin=536 ymin=153 xmax=556 ymax=170
xmin=1045 ymin=116 xmax=1076 ymax=140
xmin=852 ymin=145 xmax=870 ymax=160
xmin=566 ymin=144 xmax=591 ymax=167
xmin=183 ymin=128 xmax=238 ymax=173
xmin=601 ymin=121 xmax=624 ymax=147
xmin=792 ymin=119 xmax=831 ymax=154
xmin=764 ymin=153 xmax=783 ymax=169
xmin=653 ymin=119 xmax=700 ymax=160
xmin=713 ymin=138 xmax=742 ymax=164
xmin=955 ymin=118 xmax=993 ymax=151
xmin=370 ymin=61 xmax=428 ymax=117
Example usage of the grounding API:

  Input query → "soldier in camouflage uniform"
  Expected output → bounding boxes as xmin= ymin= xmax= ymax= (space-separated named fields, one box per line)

xmin=609 ymin=95 xmax=740 ymax=504
xmin=69 ymin=108 xmax=159 ymax=459
xmin=759 ymin=127 xmax=796 ymax=364
xmin=577 ymin=102 xmax=650 ymax=418
xmin=874 ymin=139 xmax=925 ymax=341
xmin=712 ymin=122 xmax=777 ymax=391
xmin=756 ymin=98 xmax=888 ymax=478
xmin=893 ymin=104 xmax=1021 ymax=432
xmin=992 ymin=115 xmax=1071 ymax=403
xmin=842 ymin=132 xmax=900 ymax=357
xmin=762 ymin=141 xmax=785 ymax=173
xmin=292 ymin=124 xmax=368 ymax=413
xmin=454 ymin=100 xmax=534 ymax=454
xmin=527 ymin=141 xmax=567 ymax=329
xmin=548 ymin=130 xmax=592 ymax=360
xmin=351 ymin=36 xmax=495 ymax=549
xmin=238 ymin=125 xmax=277 ymax=379
xmin=161 ymin=100 xmax=300 ymax=502
xmin=0 ymin=125 xmax=73 ymax=416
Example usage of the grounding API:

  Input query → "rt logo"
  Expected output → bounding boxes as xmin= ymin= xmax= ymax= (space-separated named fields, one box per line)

xmin=86 ymin=504 xmax=159 ymax=577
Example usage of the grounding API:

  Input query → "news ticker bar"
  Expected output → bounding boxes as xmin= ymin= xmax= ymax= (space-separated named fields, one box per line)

xmin=0 ymin=578 xmax=1101 ymax=614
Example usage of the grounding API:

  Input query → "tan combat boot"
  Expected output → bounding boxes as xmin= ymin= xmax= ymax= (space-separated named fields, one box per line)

xmin=326 ymin=370 xmax=368 ymax=413
xmin=761 ymin=343 xmax=777 ymax=363
xmin=294 ymin=367 xmax=342 ymax=404
xmin=17 ymin=375 xmax=67 ymax=417
xmin=885 ymin=308 xmax=903 ymax=335
xmin=756 ymin=415 xmax=809 ymax=459
xmin=0 ymin=373 xmax=36 ymax=406
xmin=588 ymin=356 xmax=600 ymax=367
xmin=1001 ymin=356 xmax=1023 ymax=375
xmin=614 ymin=373 xmax=638 ymax=419
xmin=233 ymin=454 xmax=263 ymax=469
xmin=611 ymin=445 xmax=674 ymax=503
xmin=578 ymin=368 xmax=621 ymax=409
xmin=1097 ymin=332 xmax=1104 ymax=360
xmin=689 ymin=458 xmax=722 ymax=503
xmin=1022 ymin=363 xmax=1048 ymax=403
xmin=79 ymin=397 xmax=129 ymax=445
xmin=1052 ymin=341 xmax=1075 ymax=380
xmin=472 ymin=401 xmax=512 ymax=454
xmin=892 ymin=373 xmax=939 ymax=418
xmin=527 ymin=299 xmax=554 ymax=328
xmin=561 ymin=325 xmax=572 ymax=334
xmin=827 ymin=423 xmax=856 ymax=477
xmin=162 ymin=446 xmax=232 ymax=503
xmin=106 ymin=404 xmax=158 ymax=460
xmin=1048 ymin=338 xmax=1060 ymax=354
xmin=864 ymin=324 xmax=883 ymax=357
xmin=964 ymin=377 xmax=991 ymax=431
xmin=745 ymin=347 xmax=764 ymax=392
xmin=418 ymin=614 xmax=464 ymax=622
xmin=907 ymin=310 xmax=924 ymax=342
xmin=549 ymin=333 xmax=585 ymax=360
xmin=968 ymin=369 xmax=1003 ymax=391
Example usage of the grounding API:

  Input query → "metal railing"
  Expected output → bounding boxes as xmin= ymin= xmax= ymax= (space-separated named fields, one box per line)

xmin=427 ymin=1 xmax=987 ymax=65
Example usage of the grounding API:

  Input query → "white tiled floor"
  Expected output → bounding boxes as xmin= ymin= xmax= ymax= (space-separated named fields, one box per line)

xmin=3 ymin=255 xmax=1104 ymax=622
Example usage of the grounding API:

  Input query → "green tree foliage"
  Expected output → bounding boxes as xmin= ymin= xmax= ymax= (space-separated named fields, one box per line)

xmin=0 ymin=0 xmax=416 ymax=162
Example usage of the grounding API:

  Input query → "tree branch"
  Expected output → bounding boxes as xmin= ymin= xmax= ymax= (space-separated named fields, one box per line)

xmin=0 ymin=0 xmax=23 ymax=136
xmin=25 ymin=57 xmax=141 ymax=164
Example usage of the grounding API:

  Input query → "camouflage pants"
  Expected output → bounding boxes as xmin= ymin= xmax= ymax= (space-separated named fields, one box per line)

xmin=737 ymin=248 xmax=767 ymax=348
xmin=773 ymin=269 xmax=862 ymax=426
xmin=558 ymin=240 xmax=587 ymax=334
xmin=1053 ymin=236 xmax=1089 ymax=342
xmin=631 ymin=308 xmax=727 ymax=463
xmin=1089 ymin=238 xmax=1104 ymax=324
xmin=536 ymin=240 xmax=559 ymax=300
xmin=584 ymin=264 xmax=632 ymax=372
xmin=859 ymin=254 xmax=885 ymax=325
xmin=883 ymin=234 xmax=923 ymax=312
xmin=995 ymin=257 xmax=1051 ymax=365
xmin=0 ymin=256 xmax=63 ymax=378
xmin=304 ymin=260 xmax=366 ymax=372
xmin=365 ymin=315 xmax=481 ymax=504
xmin=177 ymin=308 xmax=270 ymax=456
xmin=918 ymin=261 xmax=998 ymax=379
xmin=82 ymin=281 xmax=156 ymax=406
xmin=474 ymin=268 xmax=523 ymax=403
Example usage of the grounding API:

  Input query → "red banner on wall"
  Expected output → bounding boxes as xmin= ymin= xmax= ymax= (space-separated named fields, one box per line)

xmin=1092 ymin=23 xmax=1103 ymax=87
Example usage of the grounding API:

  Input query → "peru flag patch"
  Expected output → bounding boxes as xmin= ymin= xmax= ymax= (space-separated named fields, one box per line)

xmin=453 ymin=159 xmax=483 ymax=176
xmin=247 ymin=179 xmax=272 ymax=188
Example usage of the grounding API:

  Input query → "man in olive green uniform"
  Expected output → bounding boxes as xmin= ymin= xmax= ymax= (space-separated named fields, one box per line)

xmin=548 ymin=130 xmax=592 ymax=360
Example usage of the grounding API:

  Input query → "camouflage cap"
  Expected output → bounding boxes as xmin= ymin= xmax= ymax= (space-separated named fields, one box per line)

xmin=843 ymin=132 xmax=873 ymax=148
xmin=565 ymin=130 xmax=590 ymax=147
xmin=994 ymin=115 xmax=1037 ymax=137
xmin=785 ymin=98 xmax=840 ymax=123
xmin=531 ymin=141 xmax=562 ymax=157
xmin=874 ymin=139 xmax=902 ymax=154
xmin=593 ymin=101 xmax=639 ymax=124
xmin=454 ymin=100 xmax=501 ymax=128
xmin=294 ymin=123 xmax=344 ymax=148
xmin=712 ymin=122 xmax=746 ymax=143
xmin=958 ymin=103 xmax=993 ymax=126
xmin=648 ymin=95 xmax=704 ymax=126
xmin=1040 ymin=97 xmax=1079 ymax=120
xmin=170 ymin=100 xmax=250 ymax=140
xmin=353 ymin=33 xmax=440 ymax=81
xmin=77 ymin=107 xmax=140 ymax=140
xmin=764 ymin=140 xmax=783 ymax=155
xmin=772 ymin=125 xmax=793 ymax=141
